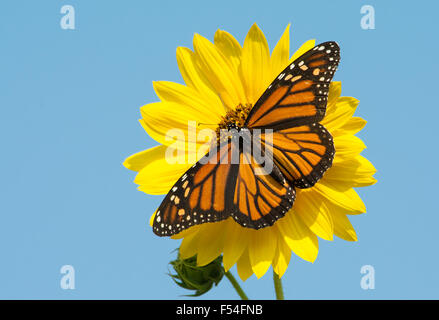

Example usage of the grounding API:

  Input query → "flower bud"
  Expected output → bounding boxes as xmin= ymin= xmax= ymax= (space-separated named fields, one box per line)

xmin=169 ymin=254 xmax=224 ymax=297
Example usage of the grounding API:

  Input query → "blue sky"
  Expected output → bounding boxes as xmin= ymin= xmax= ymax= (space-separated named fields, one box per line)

xmin=0 ymin=0 xmax=438 ymax=299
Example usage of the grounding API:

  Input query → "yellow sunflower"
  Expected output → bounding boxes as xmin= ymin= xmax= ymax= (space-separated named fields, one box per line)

xmin=123 ymin=24 xmax=376 ymax=281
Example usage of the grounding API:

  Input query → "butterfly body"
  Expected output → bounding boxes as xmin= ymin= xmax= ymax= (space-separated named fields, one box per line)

xmin=153 ymin=41 xmax=340 ymax=236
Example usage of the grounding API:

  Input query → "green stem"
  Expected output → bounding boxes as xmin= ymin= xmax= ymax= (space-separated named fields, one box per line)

xmin=273 ymin=270 xmax=284 ymax=300
xmin=225 ymin=271 xmax=249 ymax=300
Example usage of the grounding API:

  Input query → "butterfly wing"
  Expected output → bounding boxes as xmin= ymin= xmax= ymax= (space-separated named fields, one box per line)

xmin=152 ymin=142 xmax=236 ymax=236
xmin=246 ymin=41 xmax=339 ymax=188
xmin=153 ymin=134 xmax=295 ymax=235
xmin=259 ymin=124 xmax=335 ymax=188
xmin=245 ymin=41 xmax=340 ymax=130
xmin=230 ymin=135 xmax=295 ymax=229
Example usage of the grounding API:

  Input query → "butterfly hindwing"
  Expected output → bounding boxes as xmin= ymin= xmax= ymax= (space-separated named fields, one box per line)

xmin=258 ymin=123 xmax=335 ymax=188
xmin=245 ymin=41 xmax=340 ymax=130
xmin=230 ymin=138 xmax=295 ymax=229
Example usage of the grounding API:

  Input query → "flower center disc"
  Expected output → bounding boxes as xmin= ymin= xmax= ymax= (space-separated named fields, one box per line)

xmin=216 ymin=103 xmax=252 ymax=140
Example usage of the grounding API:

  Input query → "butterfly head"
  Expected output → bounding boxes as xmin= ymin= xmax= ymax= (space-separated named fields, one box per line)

xmin=226 ymin=122 xmax=239 ymax=131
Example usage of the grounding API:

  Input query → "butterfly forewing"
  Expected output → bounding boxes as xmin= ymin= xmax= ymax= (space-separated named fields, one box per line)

xmin=245 ymin=41 xmax=340 ymax=130
xmin=245 ymin=41 xmax=339 ymax=188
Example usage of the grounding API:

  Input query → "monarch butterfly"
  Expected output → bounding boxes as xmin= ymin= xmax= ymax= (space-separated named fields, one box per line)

xmin=153 ymin=41 xmax=340 ymax=236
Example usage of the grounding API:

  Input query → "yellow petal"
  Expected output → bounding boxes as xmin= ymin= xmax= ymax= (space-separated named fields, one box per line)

xmin=325 ymin=197 xmax=359 ymax=241
xmin=153 ymin=81 xmax=223 ymax=121
xmin=171 ymin=224 xmax=202 ymax=240
xmin=248 ymin=227 xmax=277 ymax=278
xmin=176 ymin=46 xmax=225 ymax=113
xmin=193 ymin=33 xmax=246 ymax=109
xmin=214 ymin=29 xmax=242 ymax=72
xmin=315 ymin=191 xmax=359 ymax=240
xmin=140 ymin=101 xmax=216 ymax=149
xmin=133 ymin=145 xmax=192 ymax=195
xmin=313 ymin=182 xmax=366 ymax=214
xmin=327 ymin=81 xmax=342 ymax=109
xmin=333 ymin=134 xmax=366 ymax=160
xmin=149 ymin=210 xmax=156 ymax=227
xmin=124 ymin=145 xmax=163 ymax=172
xmin=314 ymin=182 xmax=360 ymax=241
xmin=294 ymin=190 xmax=334 ymax=241
xmin=237 ymin=249 xmax=254 ymax=281
xmin=289 ymin=39 xmax=315 ymax=63
xmin=196 ymin=222 xmax=227 ymax=266
xmin=322 ymin=155 xmax=377 ymax=188
xmin=272 ymin=235 xmax=292 ymax=278
xmin=270 ymin=24 xmax=291 ymax=79
xmin=239 ymin=23 xmax=271 ymax=104
xmin=322 ymin=97 xmax=359 ymax=132
xmin=334 ymin=117 xmax=367 ymax=136
xmin=331 ymin=209 xmax=358 ymax=241
xmin=179 ymin=230 xmax=201 ymax=259
xmin=222 ymin=218 xmax=249 ymax=271
xmin=277 ymin=211 xmax=319 ymax=262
